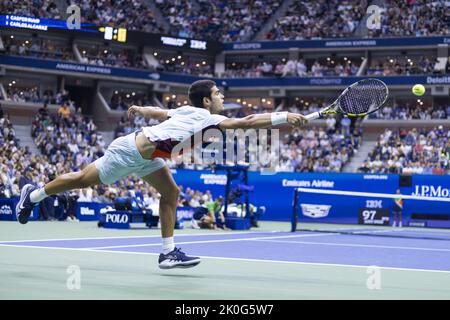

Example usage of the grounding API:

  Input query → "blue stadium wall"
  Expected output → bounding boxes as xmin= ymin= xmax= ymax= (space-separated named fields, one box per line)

xmin=171 ymin=170 xmax=450 ymax=228
xmin=1 ymin=171 xmax=449 ymax=228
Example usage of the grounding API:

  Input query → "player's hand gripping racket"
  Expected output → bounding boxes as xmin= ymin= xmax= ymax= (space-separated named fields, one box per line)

xmin=304 ymin=78 xmax=389 ymax=121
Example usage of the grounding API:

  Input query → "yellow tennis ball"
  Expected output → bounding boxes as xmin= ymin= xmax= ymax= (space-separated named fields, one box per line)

xmin=412 ymin=84 xmax=425 ymax=96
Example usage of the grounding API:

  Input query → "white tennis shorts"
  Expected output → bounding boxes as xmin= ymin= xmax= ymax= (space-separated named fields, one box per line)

xmin=94 ymin=132 xmax=166 ymax=185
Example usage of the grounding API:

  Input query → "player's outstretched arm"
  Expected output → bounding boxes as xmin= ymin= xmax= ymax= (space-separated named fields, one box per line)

xmin=127 ymin=105 xmax=169 ymax=121
xmin=218 ymin=112 xmax=307 ymax=130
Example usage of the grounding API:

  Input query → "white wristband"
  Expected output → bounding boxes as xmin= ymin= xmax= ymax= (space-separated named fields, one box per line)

xmin=271 ymin=112 xmax=288 ymax=125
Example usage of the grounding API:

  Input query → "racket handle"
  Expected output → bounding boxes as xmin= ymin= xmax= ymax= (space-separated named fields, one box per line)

xmin=304 ymin=111 xmax=321 ymax=121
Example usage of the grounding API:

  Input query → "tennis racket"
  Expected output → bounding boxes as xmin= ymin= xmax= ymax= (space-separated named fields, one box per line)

xmin=304 ymin=78 xmax=389 ymax=121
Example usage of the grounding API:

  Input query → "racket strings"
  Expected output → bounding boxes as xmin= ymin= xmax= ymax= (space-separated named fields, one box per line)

xmin=339 ymin=79 xmax=388 ymax=115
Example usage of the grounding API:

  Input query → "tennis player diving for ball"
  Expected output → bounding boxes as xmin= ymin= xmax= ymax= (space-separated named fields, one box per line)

xmin=16 ymin=79 xmax=307 ymax=269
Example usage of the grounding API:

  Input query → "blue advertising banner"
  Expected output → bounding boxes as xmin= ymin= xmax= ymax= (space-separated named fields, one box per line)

xmin=224 ymin=36 xmax=450 ymax=51
xmin=98 ymin=210 xmax=130 ymax=229
xmin=76 ymin=202 xmax=112 ymax=221
xmin=98 ymin=210 xmax=159 ymax=229
xmin=0 ymin=198 xmax=39 ymax=221
xmin=252 ymin=172 xmax=399 ymax=222
xmin=176 ymin=206 xmax=195 ymax=220
xmin=297 ymin=191 xmax=396 ymax=225
xmin=3 ymin=171 xmax=449 ymax=228
xmin=400 ymin=175 xmax=450 ymax=228
xmin=1 ymin=55 xmax=449 ymax=88
xmin=295 ymin=174 xmax=450 ymax=228
xmin=171 ymin=169 xmax=400 ymax=221
xmin=0 ymin=55 xmax=161 ymax=81
xmin=171 ymin=169 xmax=450 ymax=228
xmin=174 ymin=206 xmax=196 ymax=229
xmin=215 ymin=75 xmax=450 ymax=87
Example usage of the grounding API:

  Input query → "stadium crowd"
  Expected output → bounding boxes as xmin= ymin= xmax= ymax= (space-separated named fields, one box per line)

xmin=155 ymin=0 xmax=281 ymax=42
xmin=164 ymin=110 xmax=362 ymax=173
xmin=265 ymin=0 xmax=366 ymax=40
xmin=0 ymin=104 xmax=229 ymax=223
xmin=275 ymin=117 xmax=362 ymax=172
xmin=359 ymin=127 xmax=450 ymax=175
xmin=3 ymin=86 xmax=77 ymax=107
xmin=2 ymin=37 xmax=75 ymax=62
xmin=0 ymin=100 xmax=223 ymax=204
xmin=222 ymin=57 xmax=360 ymax=78
xmin=32 ymin=105 xmax=106 ymax=169
xmin=0 ymin=0 xmax=62 ymax=19
xmin=368 ymin=0 xmax=450 ymax=38
xmin=367 ymin=56 xmax=438 ymax=76
xmin=2 ymin=0 xmax=448 ymax=42
xmin=79 ymin=46 xmax=147 ymax=69
xmin=369 ymin=102 xmax=450 ymax=120
xmin=110 ymin=92 xmax=154 ymax=111
xmin=222 ymin=54 xmax=445 ymax=79
xmin=6 ymin=87 xmax=41 ymax=103
xmin=114 ymin=114 xmax=159 ymax=139
xmin=157 ymin=57 xmax=214 ymax=77
xmin=68 ymin=0 xmax=164 ymax=33
xmin=0 ymin=112 xmax=28 ymax=199
xmin=2 ymin=101 xmax=450 ymax=222
xmin=4 ymin=34 xmax=441 ymax=78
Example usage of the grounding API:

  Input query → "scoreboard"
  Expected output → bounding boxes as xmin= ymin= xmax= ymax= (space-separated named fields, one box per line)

xmin=0 ymin=14 xmax=126 ymax=43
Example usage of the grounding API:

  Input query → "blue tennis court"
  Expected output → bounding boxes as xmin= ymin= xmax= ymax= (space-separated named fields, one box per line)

xmin=2 ymin=228 xmax=450 ymax=272
xmin=1 ymin=221 xmax=450 ymax=300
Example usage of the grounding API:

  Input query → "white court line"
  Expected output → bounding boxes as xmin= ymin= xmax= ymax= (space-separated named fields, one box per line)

xmin=251 ymin=239 xmax=450 ymax=253
xmin=3 ymin=231 xmax=447 ymax=253
xmin=81 ymin=233 xmax=332 ymax=250
xmin=1 ymin=243 xmax=450 ymax=274
xmin=85 ymin=229 xmax=449 ymax=251
xmin=344 ymin=229 xmax=450 ymax=236
xmin=0 ymin=230 xmax=282 ymax=244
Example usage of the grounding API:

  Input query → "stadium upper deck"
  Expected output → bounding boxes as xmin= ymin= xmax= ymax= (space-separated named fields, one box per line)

xmin=0 ymin=1 xmax=448 ymax=125
xmin=2 ymin=0 xmax=448 ymax=41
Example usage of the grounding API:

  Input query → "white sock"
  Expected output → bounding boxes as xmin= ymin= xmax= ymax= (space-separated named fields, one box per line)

xmin=30 ymin=188 xmax=48 ymax=203
xmin=162 ymin=237 xmax=175 ymax=254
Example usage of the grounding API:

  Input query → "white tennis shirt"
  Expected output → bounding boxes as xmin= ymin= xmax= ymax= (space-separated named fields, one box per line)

xmin=142 ymin=105 xmax=228 ymax=159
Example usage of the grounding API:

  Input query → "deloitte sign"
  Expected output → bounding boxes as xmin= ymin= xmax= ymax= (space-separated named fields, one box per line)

xmin=426 ymin=76 xmax=450 ymax=85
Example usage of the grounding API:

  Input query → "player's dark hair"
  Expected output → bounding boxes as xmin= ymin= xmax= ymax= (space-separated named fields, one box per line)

xmin=188 ymin=80 xmax=216 ymax=108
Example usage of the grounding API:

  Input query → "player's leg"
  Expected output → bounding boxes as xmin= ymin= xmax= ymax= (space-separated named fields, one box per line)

xmin=43 ymin=163 xmax=101 ymax=195
xmin=16 ymin=163 xmax=101 ymax=224
xmin=18 ymin=132 xmax=148 ymax=225
xmin=141 ymin=166 xmax=201 ymax=269
xmin=141 ymin=166 xmax=179 ymax=239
